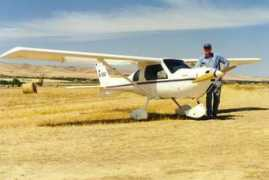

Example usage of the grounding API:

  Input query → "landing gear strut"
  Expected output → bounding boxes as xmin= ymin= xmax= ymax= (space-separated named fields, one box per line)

xmin=172 ymin=98 xmax=183 ymax=110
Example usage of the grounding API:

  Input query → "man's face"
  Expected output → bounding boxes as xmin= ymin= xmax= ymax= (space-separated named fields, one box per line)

xmin=203 ymin=48 xmax=212 ymax=57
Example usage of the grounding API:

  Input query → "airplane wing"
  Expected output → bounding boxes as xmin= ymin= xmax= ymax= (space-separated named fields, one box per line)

xmin=0 ymin=47 xmax=162 ymax=64
xmin=183 ymin=58 xmax=261 ymax=67
xmin=0 ymin=47 xmax=157 ymax=96
xmin=1 ymin=47 xmax=260 ymax=67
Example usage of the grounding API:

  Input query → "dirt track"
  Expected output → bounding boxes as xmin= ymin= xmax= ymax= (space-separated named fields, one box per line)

xmin=0 ymin=85 xmax=268 ymax=179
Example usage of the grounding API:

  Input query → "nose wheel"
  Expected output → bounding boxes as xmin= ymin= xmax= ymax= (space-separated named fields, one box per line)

xmin=172 ymin=98 xmax=206 ymax=119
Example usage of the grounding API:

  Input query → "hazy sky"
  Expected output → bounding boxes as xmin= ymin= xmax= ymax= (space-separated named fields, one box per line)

xmin=0 ymin=0 xmax=268 ymax=76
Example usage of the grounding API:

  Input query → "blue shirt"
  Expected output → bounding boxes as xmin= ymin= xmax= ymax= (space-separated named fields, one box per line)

xmin=196 ymin=54 xmax=230 ymax=70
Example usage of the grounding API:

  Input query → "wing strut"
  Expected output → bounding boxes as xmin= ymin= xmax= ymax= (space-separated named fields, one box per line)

xmin=97 ymin=58 xmax=153 ymax=97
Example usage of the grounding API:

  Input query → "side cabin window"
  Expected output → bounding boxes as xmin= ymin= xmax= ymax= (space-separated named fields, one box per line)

xmin=145 ymin=64 xmax=167 ymax=80
xmin=133 ymin=70 xmax=140 ymax=81
xmin=164 ymin=59 xmax=190 ymax=74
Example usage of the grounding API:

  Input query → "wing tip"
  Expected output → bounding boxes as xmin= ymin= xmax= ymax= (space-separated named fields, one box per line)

xmin=0 ymin=46 xmax=25 ymax=59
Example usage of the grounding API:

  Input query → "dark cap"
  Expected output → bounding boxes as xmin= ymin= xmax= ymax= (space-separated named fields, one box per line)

xmin=203 ymin=43 xmax=212 ymax=49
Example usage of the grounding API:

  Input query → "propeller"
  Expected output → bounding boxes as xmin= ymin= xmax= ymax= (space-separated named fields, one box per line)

xmin=193 ymin=65 xmax=237 ymax=83
xmin=222 ymin=65 xmax=237 ymax=74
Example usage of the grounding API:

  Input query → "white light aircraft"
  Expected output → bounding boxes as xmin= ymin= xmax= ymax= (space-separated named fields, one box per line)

xmin=0 ymin=47 xmax=260 ymax=119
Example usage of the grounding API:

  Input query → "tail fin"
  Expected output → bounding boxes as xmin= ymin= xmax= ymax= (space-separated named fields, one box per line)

xmin=96 ymin=63 xmax=111 ymax=87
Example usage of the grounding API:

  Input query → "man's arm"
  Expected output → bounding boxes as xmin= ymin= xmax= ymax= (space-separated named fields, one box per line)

xmin=219 ymin=56 xmax=230 ymax=69
xmin=195 ymin=58 xmax=203 ymax=68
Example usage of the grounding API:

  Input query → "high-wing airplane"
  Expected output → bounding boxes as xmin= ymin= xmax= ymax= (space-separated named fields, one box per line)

xmin=0 ymin=47 xmax=260 ymax=119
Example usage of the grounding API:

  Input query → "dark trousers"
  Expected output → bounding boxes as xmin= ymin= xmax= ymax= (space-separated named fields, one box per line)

xmin=206 ymin=84 xmax=222 ymax=117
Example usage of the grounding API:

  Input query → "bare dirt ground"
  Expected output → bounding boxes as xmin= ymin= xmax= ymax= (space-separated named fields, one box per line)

xmin=0 ymin=84 xmax=268 ymax=180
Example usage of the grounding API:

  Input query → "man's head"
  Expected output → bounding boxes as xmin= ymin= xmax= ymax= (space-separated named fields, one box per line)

xmin=203 ymin=43 xmax=213 ymax=58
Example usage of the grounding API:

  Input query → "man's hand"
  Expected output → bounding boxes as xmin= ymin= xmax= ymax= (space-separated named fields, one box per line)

xmin=214 ymin=80 xmax=222 ymax=89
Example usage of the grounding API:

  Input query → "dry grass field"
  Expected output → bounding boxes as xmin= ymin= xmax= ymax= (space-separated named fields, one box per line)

xmin=0 ymin=84 xmax=268 ymax=180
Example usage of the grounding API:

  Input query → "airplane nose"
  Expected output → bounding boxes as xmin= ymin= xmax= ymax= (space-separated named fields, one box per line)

xmin=193 ymin=69 xmax=225 ymax=83
xmin=214 ymin=70 xmax=224 ymax=78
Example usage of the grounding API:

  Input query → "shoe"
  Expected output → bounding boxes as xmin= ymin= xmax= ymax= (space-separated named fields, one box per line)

xmin=207 ymin=115 xmax=214 ymax=120
xmin=212 ymin=114 xmax=218 ymax=119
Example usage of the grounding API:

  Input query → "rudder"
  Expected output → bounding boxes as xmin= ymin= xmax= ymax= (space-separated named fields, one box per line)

xmin=96 ymin=63 xmax=111 ymax=87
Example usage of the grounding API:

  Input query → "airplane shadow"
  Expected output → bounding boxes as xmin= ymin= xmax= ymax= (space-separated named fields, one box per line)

xmin=41 ymin=113 xmax=232 ymax=127
xmin=41 ymin=106 xmax=268 ymax=127
xmin=219 ymin=107 xmax=268 ymax=114
xmin=148 ymin=113 xmax=237 ymax=121
xmin=42 ymin=116 xmax=160 ymax=127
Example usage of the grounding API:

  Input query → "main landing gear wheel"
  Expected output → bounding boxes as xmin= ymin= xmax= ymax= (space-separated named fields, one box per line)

xmin=130 ymin=109 xmax=148 ymax=120
xmin=130 ymin=98 xmax=150 ymax=121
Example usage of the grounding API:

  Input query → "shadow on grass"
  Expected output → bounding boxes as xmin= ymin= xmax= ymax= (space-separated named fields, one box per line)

xmin=148 ymin=113 xmax=237 ymax=121
xmin=41 ymin=106 xmax=268 ymax=127
xmin=219 ymin=107 xmax=268 ymax=114
xmin=41 ymin=116 xmax=158 ymax=127
xmin=41 ymin=113 xmax=236 ymax=127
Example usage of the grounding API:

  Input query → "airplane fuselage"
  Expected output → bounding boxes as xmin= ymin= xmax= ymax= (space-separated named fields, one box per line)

xmin=104 ymin=67 xmax=214 ymax=100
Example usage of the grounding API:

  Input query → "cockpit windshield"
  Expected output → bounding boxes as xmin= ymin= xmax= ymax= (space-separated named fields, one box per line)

xmin=164 ymin=59 xmax=190 ymax=74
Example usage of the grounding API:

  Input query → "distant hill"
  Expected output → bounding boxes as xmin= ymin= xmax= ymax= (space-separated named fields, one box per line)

xmin=0 ymin=62 xmax=268 ymax=82
xmin=0 ymin=63 xmax=97 ymax=79
xmin=225 ymin=74 xmax=269 ymax=83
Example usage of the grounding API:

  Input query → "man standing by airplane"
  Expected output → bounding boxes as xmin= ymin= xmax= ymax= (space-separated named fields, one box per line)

xmin=196 ymin=43 xmax=230 ymax=119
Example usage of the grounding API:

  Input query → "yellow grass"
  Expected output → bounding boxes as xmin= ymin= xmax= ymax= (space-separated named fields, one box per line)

xmin=0 ymin=84 xmax=268 ymax=179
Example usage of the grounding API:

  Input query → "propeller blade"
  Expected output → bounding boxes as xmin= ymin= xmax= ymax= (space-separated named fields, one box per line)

xmin=222 ymin=65 xmax=237 ymax=74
